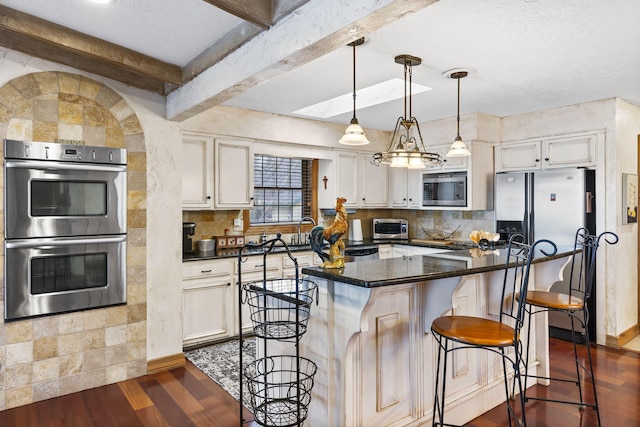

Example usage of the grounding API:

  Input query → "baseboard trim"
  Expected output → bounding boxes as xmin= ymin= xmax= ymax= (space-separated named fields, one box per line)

xmin=605 ymin=324 xmax=639 ymax=348
xmin=147 ymin=353 xmax=185 ymax=375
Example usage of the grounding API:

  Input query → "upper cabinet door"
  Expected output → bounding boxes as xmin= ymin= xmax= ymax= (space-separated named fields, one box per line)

xmin=214 ymin=137 xmax=254 ymax=209
xmin=360 ymin=155 xmax=388 ymax=207
xmin=389 ymin=167 xmax=408 ymax=208
xmin=336 ymin=151 xmax=388 ymax=208
xmin=496 ymin=131 xmax=601 ymax=173
xmin=495 ymin=141 xmax=542 ymax=172
xmin=543 ymin=134 xmax=597 ymax=169
xmin=422 ymin=145 xmax=468 ymax=173
xmin=182 ymin=133 xmax=213 ymax=210
xmin=336 ymin=151 xmax=359 ymax=208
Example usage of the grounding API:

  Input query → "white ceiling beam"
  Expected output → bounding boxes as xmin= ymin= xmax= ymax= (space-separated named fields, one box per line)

xmin=167 ymin=0 xmax=439 ymax=122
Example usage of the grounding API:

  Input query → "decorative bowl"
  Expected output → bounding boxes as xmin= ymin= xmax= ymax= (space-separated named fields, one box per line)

xmin=422 ymin=225 xmax=460 ymax=240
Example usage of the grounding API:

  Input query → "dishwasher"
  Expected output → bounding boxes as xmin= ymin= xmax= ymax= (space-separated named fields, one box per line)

xmin=344 ymin=246 xmax=379 ymax=262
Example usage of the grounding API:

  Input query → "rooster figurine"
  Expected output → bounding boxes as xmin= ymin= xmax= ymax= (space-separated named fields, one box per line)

xmin=310 ymin=197 xmax=348 ymax=269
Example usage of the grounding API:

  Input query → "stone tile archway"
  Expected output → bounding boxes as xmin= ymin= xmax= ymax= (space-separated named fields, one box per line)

xmin=0 ymin=71 xmax=147 ymax=410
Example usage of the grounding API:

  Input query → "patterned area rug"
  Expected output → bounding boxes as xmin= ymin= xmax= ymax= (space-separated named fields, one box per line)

xmin=185 ymin=338 xmax=255 ymax=407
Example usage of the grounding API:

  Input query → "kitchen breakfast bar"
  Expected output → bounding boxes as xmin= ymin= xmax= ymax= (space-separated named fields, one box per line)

xmin=273 ymin=247 xmax=575 ymax=427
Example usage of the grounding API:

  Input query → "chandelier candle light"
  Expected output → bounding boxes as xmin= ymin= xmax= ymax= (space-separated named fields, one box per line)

xmin=339 ymin=37 xmax=370 ymax=145
xmin=445 ymin=69 xmax=472 ymax=157
xmin=372 ymin=54 xmax=441 ymax=169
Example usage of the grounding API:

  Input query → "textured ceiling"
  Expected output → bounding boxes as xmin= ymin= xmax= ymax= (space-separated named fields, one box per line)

xmin=223 ymin=0 xmax=640 ymax=130
xmin=2 ymin=0 xmax=639 ymax=130
xmin=0 ymin=0 xmax=243 ymax=66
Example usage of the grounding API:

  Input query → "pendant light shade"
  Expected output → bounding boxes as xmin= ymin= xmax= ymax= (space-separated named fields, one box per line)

xmin=372 ymin=54 xmax=441 ymax=169
xmin=446 ymin=70 xmax=472 ymax=157
xmin=339 ymin=38 xmax=370 ymax=146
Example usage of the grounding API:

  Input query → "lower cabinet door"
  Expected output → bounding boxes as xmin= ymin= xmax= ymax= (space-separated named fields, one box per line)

xmin=236 ymin=270 xmax=280 ymax=335
xmin=182 ymin=279 xmax=232 ymax=346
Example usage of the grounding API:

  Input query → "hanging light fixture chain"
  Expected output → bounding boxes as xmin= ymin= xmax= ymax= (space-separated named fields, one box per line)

xmin=456 ymin=76 xmax=461 ymax=137
xmin=351 ymin=42 xmax=357 ymax=121
xmin=404 ymin=59 xmax=409 ymax=121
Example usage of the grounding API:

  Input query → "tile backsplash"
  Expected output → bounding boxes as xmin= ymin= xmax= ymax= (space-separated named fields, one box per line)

xmin=182 ymin=208 xmax=495 ymax=248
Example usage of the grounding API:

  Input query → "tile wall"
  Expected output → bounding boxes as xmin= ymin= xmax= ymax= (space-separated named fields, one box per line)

xmin=0 ymin=71 xmax=147 ymax=410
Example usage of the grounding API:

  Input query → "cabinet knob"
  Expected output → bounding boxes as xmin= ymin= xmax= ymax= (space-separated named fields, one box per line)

xmin=535 ymin=159 xmax=540 ymax=162
xmin=207 ymin=196 xmax=211 ymax=200
xmin=544 ymin=157 xmax=550 ymax=161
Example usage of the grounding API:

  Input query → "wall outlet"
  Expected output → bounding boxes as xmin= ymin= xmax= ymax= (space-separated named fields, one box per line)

xmin=233 ymin=218 xmax=243 ymax=231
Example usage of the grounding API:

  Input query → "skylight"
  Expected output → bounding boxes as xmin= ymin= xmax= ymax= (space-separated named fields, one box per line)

xmin=293 ymin=78 xmax=432 ymax=119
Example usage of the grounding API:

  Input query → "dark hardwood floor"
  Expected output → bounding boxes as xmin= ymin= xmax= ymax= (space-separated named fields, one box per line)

xmin=1 ymin=337 xmax=638 ymax=426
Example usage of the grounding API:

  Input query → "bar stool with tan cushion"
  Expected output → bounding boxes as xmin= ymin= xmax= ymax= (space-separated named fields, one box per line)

xmin=521 ymin=228 xmax=618 ymax=427
xmin=431 ymin=235 xmax=557 ymax=427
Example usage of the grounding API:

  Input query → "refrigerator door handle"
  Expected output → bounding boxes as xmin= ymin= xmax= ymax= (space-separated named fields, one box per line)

xmin=586 ymin=191 xmax=594 ymax=214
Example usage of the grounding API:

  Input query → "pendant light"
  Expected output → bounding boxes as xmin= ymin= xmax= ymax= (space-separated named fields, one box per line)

xmin=446 ymin=69 xmax=472 ymax=157
xmin=372 ymin=54 xmax=441 ymax=169
xmin=339 ymin=38 xmax=370 ymax=145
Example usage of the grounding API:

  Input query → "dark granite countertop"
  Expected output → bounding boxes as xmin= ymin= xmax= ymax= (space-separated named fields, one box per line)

xmin=301 ymin=246 xmax=574 ymax=288
xmin=182 ymin=237 xmax=475 ymax=262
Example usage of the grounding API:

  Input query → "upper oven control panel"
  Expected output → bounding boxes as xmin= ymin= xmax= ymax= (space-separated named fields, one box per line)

xmin=4 ymin=139 xmax=127 ymax=165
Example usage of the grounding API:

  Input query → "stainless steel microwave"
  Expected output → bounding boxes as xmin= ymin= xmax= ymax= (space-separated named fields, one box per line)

xmin=422 ymin=172 xmax=467 ymax=207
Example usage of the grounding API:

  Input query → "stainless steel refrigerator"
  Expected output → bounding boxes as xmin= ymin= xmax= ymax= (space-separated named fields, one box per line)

xmin=495 ymin=168 xmax=596 ymax=341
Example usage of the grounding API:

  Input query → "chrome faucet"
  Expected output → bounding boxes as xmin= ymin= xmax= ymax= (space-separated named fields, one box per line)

xmin=296 ymin=216 xmax=316 ymax=245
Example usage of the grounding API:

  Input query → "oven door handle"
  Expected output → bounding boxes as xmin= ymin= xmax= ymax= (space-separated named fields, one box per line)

xmin=5 ymin=235 xmax=127 ymax=249
xmin=5 ymin=159 xmax=127 ymax=173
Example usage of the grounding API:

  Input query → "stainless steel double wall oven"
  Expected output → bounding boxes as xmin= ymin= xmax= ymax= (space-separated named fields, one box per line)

xmin=3 ymin=140 xmax=127 ymax=320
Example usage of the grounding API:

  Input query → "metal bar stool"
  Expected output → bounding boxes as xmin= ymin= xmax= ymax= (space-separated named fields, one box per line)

xmin=522 ymin=228 xmax=618 ymax=426
xmin=431 ymin=235 xmax=557 ymax=427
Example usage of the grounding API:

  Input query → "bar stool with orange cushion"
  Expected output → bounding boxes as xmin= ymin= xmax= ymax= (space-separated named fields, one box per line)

xmin=431 ymin=235 xmax=557 ymax=427
xmin=521 ymin=228 xmax=618 ymax=427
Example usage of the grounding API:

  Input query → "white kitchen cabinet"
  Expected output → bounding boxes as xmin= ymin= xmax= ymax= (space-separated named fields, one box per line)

xmin=495 ymin=131 xmax=600 ymax=172
xmin=418 ymin=141 xmax=494 ymax=211
xmin=182 ymin=259 xmax=234 ymax=346
xmin=390 ymin=168 xmax=422 ymax=208
xmin=389 ymin=167 xmax=408 ymax=207
xmin=337 ymin=151 xmax=359 ymax=208
xmin=407 ymin=169 xmax=423 ymax=209
xmin=182 ymin=250 xmax=325 ymax=346
xmin=181 ymin=133 xmax=213 ymax=209
xmin=391 ymin=244 xmax=452 ymax=258
xmin=336 ymin=150 xmax=388 ymax=208
xmin=391 ymin=245 xmax=410 ymax=258
xmin=235 ymin=256 xmax=281 ymax=334
xmin=423 ymin=144 xmax=469 ymax=172
xmin=377 ymin=244 xmax=393 ymax=259
xmin=214 ymin=137 xmax=254 ymax=209
xmin=360 ymin=154 xmax=388 ymax=207
xmin=543 ymin=134 xmax=598 ymax=168
xmin=494 ymin=141 xmax=541 ymax=172
xmin=282 ymin=252 xmax=312 ymax=277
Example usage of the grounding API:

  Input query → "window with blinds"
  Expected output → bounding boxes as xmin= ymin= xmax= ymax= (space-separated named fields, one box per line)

xmin=250 ymin=155 xmax=312 ymax=224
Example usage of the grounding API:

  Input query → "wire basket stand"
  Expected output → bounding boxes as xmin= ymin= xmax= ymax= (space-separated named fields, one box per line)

xmin=238 ymin=234 xmax=318 ymax=427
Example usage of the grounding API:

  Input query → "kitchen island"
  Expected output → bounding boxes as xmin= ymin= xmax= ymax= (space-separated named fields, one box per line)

xmin=273 ymin=247 xmax=574 ymax=427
